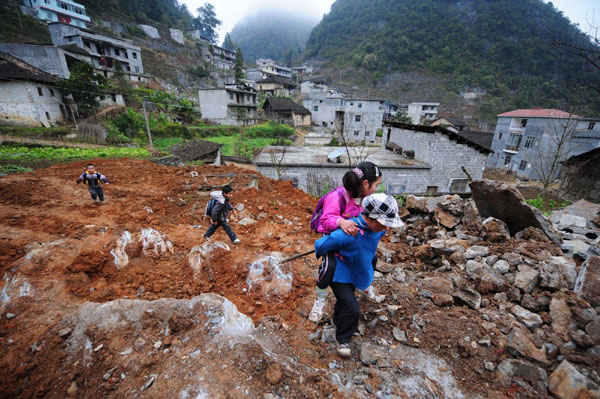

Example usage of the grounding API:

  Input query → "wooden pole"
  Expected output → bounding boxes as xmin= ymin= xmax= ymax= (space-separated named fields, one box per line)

xmin=142 ymin=100 xmax=153 ymax=150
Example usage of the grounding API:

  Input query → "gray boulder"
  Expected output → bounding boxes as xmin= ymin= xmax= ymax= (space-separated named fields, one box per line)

xmin=574 ymin=256 xmax=600 ymax=306
xmin=539 ymin=256 xmax=577 ymax=290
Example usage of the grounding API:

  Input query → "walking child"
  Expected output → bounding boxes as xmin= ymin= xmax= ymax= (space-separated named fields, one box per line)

xmin=314 ymin=193 xmax=404 ymax=357
xmin=203 ymin=185 xmax=241 ymax=244
xmin=76 ymin=163 xmax=109 ymax=205
xmin=309 ymin=161 xmax=384 ymax=323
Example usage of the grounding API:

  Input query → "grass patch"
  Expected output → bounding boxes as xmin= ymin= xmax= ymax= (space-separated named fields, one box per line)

xmin=203 ymin=136 xmax=292 ymax=157
xmin=0 ymin=145 xmax=149 ymax=162
xmin=0 ymin=126 xmax=75 ymax=138
xmin=0 ymin=164 xmax=33 ymax=174
xmin=153 ymin=137 xmax=185 ymax=150
xmin=525 ymin=194 xmax=572 ymax=216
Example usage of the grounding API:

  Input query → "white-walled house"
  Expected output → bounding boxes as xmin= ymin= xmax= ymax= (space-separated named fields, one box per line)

xmin=407 ymin=102 xmax=439 ymax=125
xmin=198 ymin=83 xmax=258 ymax=126
xmin=0 ymin=52 xmax=67 ymax=127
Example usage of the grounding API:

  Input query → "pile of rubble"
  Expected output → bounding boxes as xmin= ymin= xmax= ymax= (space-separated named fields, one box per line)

xmin=363 ymin=179 xmax=600 ymax=398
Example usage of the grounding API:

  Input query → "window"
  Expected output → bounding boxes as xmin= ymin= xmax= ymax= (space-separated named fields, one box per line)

xmin=365 ymin=131 xmax=370 ymax=137
xmin=524 ymin=136 xmax=535 ymax=149
xmin=84 ymin=41 xmax=90 ymax=48
xmin=426 ymin=186 xmax=438 ymax=194
xmin=319 ymin=100 xmax=322 ymax=103
xmin=45 ymin=112 xmax=50 ymax=120
xmin=37 ymin=87 xmax=43 ymax=96
xmin=449 ymin=179 xmax=469 ymax=193
xmin=350 ymin=102 xmax=353 ymax=106
xmin=354 ymin=131 xmax=359 ymax=136
xmin=358 ymin=103 xmax=362 ymax=108
xmin=111 ymin=94 xmax=117 ymax=102
xmin=504 ymin=154 xmax=513 ymax=165
xmin=49 ymin=88 xmax=54 ymax=97
xmin=589 ymin=122 xmax=596 ymax=130
xmin=506 ymin=133 xmax=523 ymax=151
xmin=114 ymin=48 xmax=120 ymax=56
xmin=520 ymin=119 xmax=528 ymax=128
xmin=313 ymin=106 xmax=318 ymax=112
xmin=519 ymin=160 xmax=528 ymax=171
xmin=132 ymin=52 xmax=137 ymax=59
xmin=498 ymin=132 xmax=503 ymax=140
xmin=355 ymin=115 xmax=361 ymax=122
xmin=126 ymin=66 xmax=131 ymax=71
xmin=135 ymin=66 xmax=139 ymax=72
xmin=230 ymin=93 xmax=234 ymax=100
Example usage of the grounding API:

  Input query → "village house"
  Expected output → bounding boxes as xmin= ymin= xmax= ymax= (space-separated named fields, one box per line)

xmin=199 ymin=44 xmax=235 ymax=70
xmin=48 ymin=22 xmax=146 ymax=82
xmin=430 ymin=114 xmax=468 ymax=132
xmin=303 ymin=93 xmax=385 ymax=142
xmin=300 ymin=79 xmax=330 ymax=94
xmin=560 ymin=147 xmax=600 ymax=202
xmin=407 ymin=102 xmax=439 ymax=125
xmin=292 ymin=65 xmax=313 ymax=75
xmin=198 ymin=83 xmax=258 ymax=126
xmin=23 ymin=0 xmax=90 ymax=28
xmin=0 ymin=43 xmax=91 ymax=79
xmin=486 ymin=109 xmax=600 ymax=179
xmin=0 ymin=51 xmax=67 ymax=127
xmin=261 ymin=97 xmax=311 ymax=127
xmin=256 ymin=76 xmax=296 ymax=96
xmin=254 ymin=59 xmax=292 ymax=78
xmin=382 ymin=121 xmax=493 ymax=194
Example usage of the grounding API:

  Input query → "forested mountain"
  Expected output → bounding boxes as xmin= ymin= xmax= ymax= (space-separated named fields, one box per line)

xmin=230 ymin=10 xmax=318 ymax=64
xmin=81 ymin=0 xmax=193 ymax=30
xmin=306 ymin=0 xmax=600 ymax=115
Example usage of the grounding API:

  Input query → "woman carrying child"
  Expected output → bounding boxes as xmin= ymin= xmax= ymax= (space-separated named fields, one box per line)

xmin=309 ymin=161 xmax=384 ymax=323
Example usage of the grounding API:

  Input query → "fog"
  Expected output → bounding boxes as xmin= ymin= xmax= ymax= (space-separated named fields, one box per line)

xmin=181 ymin=0 xmax=335 ymax=43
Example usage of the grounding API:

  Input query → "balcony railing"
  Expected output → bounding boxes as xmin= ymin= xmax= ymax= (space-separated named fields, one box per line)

xmin=503 ymin=145 xmax=520 ymax=153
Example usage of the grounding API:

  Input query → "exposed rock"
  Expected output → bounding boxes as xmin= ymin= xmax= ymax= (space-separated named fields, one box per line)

xmin=469 ymin=179 xmax=562 ymax=246
xmin=502 ymin=252 xmax=523 ymax=266
xmin=550 ymin=297 xmax=573 ymax=341
xmin=465 ymin=246 xmax=489 ymax=259
xmin=453 ymin=284 xmax=481 ymax=310
xmin=359 ymin=343 xmax=387 ymax=366
xmin=393 ymin=328 xmax=407 ymax=343
xmin=492 ymin=259 xmax=510 ymax=274
xmin=586 ymin=319 xmax=600 ymax=344
xmin=514 ymin=265 xmax=540 ymax=294
xmin=432 ymin=293 xmax=454 ymax=306
xmin=495 ymin=359 xmax=548 ymax=392
xmin=67 ymin=381 xmax=78 ymax=396
xmin=169 ymin=28 xmax=185 ymax=44
xmin=238 ymin=218 xmax=257 ymax=226
xmin=511 ymin=305 xmax=543 ymax=331
xmin=520 ymin=292 xmax=551 ymax=313
xmin=265 ymin=363 xmax=283 ymax=385
xmin=392 ymin=267 xmax=406 ymax=283
xmin=375 ymin=261 xmax=396 ymax=274
xmin=462 ymin=201 xmax=482 ymax=231
xmin=506 ymin=328 xmax=547 ymax=365
xmin=482 ymin=217 xmax=511 ymax=242
xmin=58 ymin=327 xmax=72 ymax=338
xmin=557 ymin=214 xmax=588 ymax=229
xmin=561 ymin=240 xmax=590 ymax=259
xmin=540 ymin=256 xmax=577 ymax=290
xmin=547 ymin=360 xmax=600 ymax=399
xmin=574 ymin=256 xmax=600 ymax=306
xmin=429 ymin=238 xmax=465 ymax=255
xmin=419 ymin=277 xmax=453 ymax=296
xmin=139 ymin=24 xmax=160 ymax=39
xmin=466 ymin=260 xmax=484 ymax=279
xmin=476 ymin=266 xmax=507 ymax=294
xmin=406 ymin=195 xmax=445 ymax=214
xmin=435 ymin=208 xmax=462 ymax=229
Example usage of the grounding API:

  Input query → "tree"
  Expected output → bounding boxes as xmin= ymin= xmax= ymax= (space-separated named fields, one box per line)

xmin=394 ymin=108 xmax=412 ymax=124
xmin=194 ymin=2 xmax=221 ymax=44
xmin=526 ymin=113 xmax=583 ymax=191
xmin=222 ymin=33 xmax=235 ymax=51
xmin=234 ymin=48 xmax=245 ymax=82
xmin=59 ymin=61 xmax=108 ymax=117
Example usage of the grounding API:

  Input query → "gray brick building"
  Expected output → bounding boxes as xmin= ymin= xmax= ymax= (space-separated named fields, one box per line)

xmin=486 ymin=109 xmax=600 ymax=180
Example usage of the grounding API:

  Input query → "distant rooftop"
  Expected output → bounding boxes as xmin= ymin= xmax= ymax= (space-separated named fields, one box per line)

xmin=262 ymin=97 xmax=311 ymax=115
xmin=0 ymin=51 xmax=59 ymax=84
xmin=255 ymin=146 xmax=430 ymax=169
xmin=256 ymin=75 xmax=296 ymax=88
xmin=498 ymin=109 xmax=580 ymax=119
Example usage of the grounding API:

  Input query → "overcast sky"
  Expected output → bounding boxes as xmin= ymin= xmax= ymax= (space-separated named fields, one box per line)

xmin=180 ymin=0 xmax=597 ymax=44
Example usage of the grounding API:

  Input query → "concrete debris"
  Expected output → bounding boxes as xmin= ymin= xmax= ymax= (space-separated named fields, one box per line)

xmin=470 ymin=179 xmax=562 ymax=246
xmin=539 ymin=256 xmax=577 ymax=290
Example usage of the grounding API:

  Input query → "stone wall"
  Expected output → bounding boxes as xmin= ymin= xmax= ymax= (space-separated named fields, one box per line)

xmin=385 ymin=127 xmax=488 ymax=193
xmin=0 ymin=81 xmax=65 ymax=126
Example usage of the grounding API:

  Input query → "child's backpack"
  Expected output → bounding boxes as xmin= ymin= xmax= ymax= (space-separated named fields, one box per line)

xmin=205 ymin=198 xmax=217 ymax=216
xmin=310 ymin=187 xmax=347 ymax=233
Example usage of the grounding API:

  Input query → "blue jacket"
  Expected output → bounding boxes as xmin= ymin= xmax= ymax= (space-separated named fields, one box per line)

xmin=314 ymin=215 xmax=385 ymax=290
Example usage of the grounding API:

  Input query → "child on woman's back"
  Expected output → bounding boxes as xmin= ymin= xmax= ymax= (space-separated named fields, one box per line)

xmin=309 ymin=161 xmax=384 ymax=323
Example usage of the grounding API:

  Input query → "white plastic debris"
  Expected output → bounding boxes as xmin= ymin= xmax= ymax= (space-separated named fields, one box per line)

xmin=144 ymin=206 xmax=153 ymax=214
xmin=140 ymin=228 xmax=174 ymax=256
xmin=188 ymin=242 xmax=230 ymax=277
xmin=246 ymin=254 xmax=293 ymax=297
xmin=110 ymin=231 xmax=132 ymax=269
xmin=1 ymin=273 xmax=33 ymax=306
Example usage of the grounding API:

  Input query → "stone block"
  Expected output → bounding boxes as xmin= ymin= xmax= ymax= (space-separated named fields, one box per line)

xmin=547 ymin=360 xmax=600 ymax=399
xmin=574 ymin=256 xmax=600 ymax=306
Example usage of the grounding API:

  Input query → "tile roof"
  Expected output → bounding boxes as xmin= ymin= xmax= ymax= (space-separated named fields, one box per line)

xmin=256 ymin=75 xmax=296 ymax=88
xmin=0 ymin=51 xmax=60 ymax=84
xmin=498 ymin=109 xmax=580 ymax=119
xmin=262 ymin=97 xmax=311 ymax=115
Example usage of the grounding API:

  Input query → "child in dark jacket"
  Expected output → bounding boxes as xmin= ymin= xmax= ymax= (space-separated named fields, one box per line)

xmin=314 ymin=193 xmax=404 ymax=358
xmin=76 ymin=163 xmax=110 ymax=205
xmin=203 ymin=185 xmax=240 ymax=244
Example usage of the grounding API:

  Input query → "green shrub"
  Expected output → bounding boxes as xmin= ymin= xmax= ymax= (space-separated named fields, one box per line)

xmin=1 ymin=165 xmax=33 ymax=174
